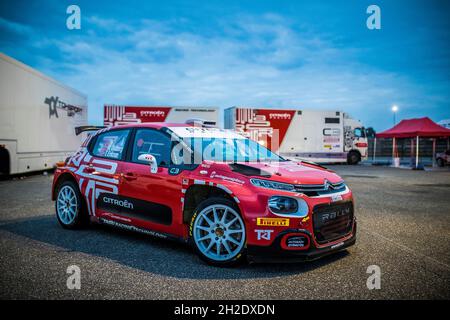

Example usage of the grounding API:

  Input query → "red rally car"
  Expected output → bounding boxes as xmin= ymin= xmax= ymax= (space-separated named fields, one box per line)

xmin=52 ymin=123 xmax=356 ymax=266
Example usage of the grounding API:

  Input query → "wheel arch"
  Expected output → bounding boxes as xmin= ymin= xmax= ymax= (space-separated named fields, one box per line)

xmin=0 ymin=146 xmax=10 ymax=176
xmin=347 ymin=149 xmax=361 ymax=164
xmin=348 ymin=149 xmax=361 ymax=157
xmin=182 ymin=184 xmax=241 ymax=225
xmin=52 ymin=172 xmax=79 ymax=200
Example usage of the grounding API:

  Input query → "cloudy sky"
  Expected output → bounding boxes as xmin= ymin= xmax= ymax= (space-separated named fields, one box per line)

xmin=1 ymin=0 xmax=449 ymax=131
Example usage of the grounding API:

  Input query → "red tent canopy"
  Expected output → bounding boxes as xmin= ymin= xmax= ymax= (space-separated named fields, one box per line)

xmin=376 ymin=117 xmax=450 ymax=138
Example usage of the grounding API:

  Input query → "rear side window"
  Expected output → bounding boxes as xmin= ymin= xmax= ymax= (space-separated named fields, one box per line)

xmin=92 ymin=130 xmax=130 ymax=160
xmin=132 ymin=129 xmax=171 ymax=166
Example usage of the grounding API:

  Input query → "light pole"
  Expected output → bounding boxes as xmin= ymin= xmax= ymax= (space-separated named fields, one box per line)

xmin=391 ymin=105 xmax=399 ymax=125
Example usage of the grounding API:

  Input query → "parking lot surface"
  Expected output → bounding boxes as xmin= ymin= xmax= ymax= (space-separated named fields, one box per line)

xmin=1 ymin=165 xmax=449 ymax=299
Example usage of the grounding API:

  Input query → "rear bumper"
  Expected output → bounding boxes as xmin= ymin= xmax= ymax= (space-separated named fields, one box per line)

xmin=247 ymin=222 xmax=357 ymax=263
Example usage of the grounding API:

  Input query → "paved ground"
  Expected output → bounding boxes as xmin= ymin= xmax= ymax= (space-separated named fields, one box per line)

xmin=0 ymin=165 xmax=449 ymax=299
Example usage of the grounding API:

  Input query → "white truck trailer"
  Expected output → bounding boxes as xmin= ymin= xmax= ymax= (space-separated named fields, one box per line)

xmin=0 ymin=53 xmax=88 ymax=175
xmin=104 ymin=105 xmax=219 ymax=127
xmin=225 ymin=107 xmax=368 ymax=164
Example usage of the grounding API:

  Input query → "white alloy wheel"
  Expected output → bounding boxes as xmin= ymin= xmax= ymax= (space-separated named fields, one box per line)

xmin=193 ymin=204 xmax=246 ymax=262
xmin=57 ymin=185 xmax=78 ymax=225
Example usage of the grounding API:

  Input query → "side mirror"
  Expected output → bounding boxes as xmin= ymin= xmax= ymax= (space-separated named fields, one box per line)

xmin=137 ymin=154 xmax=158 ymax=173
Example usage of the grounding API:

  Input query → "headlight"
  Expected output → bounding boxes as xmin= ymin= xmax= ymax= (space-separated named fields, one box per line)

xmin=268 ymin=196 xmax=309 ymax=217
xmin=250 ymin=178 xmax=295 ymax=191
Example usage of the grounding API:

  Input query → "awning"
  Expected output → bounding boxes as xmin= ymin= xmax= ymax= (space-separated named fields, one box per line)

xmin=376 ymin=117 xmax=450 ymax=138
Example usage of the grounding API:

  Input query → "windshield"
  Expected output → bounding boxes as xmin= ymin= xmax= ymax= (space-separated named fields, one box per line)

xmin=172 ymin=137 xmax=284 ymax=164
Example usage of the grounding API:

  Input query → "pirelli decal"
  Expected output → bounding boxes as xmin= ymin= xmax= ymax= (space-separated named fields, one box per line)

xmin=256 ymin=218 xmax=290 ymax=227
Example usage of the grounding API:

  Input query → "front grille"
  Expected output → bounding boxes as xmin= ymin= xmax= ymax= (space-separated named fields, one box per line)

xmin=294 ymin=181 xmax=346 ymax=197
xmin=312 ymin=202 xmax=353 ymax=244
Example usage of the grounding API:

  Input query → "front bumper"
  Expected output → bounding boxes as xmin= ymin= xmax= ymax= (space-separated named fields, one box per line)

xmin=247 ymin=221 xmax=357 ymax=263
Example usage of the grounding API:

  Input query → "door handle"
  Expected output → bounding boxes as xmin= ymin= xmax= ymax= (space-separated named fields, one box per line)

xmin=122 ymin=172 xmax=137 ymax=181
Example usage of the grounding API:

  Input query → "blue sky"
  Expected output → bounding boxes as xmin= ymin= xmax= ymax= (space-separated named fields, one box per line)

xmin=1 ymin=0 xmax=449 ymax=131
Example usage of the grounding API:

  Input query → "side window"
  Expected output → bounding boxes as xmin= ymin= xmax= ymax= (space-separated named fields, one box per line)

xmin=92 ymin=130 xmax=130 ymax=160
xmin=354 ymin=128 xmax=365 ymax=138
xmin=132 ymin=129 xmax=171 ymax=166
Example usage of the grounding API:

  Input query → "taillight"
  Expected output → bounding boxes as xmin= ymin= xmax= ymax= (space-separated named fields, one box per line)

xmin=56 ymin=157 xmax=70 ymax=168
xmin=56 ymin=161 xmax=66 ymax=168
xmin=355 ymin=142 xmax=368 ymax=148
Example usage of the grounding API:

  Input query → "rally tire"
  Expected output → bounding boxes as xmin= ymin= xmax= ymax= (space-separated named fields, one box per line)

xmin=55 ymin=180 xmax=87 ymax=229
xmin=189 ymin=197 xmax=247 ymax=267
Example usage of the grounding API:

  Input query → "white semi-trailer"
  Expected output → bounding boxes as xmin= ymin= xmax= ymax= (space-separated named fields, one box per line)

xmin=0 ymin=53 xmax=88 ymax=175
xmin=225 ymin=107 xmax=368 ymax=164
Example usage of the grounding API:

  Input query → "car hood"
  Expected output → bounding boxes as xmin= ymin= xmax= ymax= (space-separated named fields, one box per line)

xmin=228 ymin=161 xmax=343 ymax=185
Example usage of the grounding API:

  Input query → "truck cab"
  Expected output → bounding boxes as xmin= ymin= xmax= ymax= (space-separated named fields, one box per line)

xmin=342 ymin=114 xmax=368 ymax=164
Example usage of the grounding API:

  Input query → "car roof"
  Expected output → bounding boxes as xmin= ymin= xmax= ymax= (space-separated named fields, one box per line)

xmin=103 ymin=122 xmax=246 ymax=139
xmin=106 ymin=122 xmax=190 ymax=130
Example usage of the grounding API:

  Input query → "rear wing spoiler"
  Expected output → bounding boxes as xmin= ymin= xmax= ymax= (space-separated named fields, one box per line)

xmin=75 ymin=126 xmax=106 ymax=136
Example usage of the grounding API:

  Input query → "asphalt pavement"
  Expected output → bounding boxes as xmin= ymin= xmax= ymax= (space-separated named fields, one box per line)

xmin=0 ymin=165 xmax=449 ymax=299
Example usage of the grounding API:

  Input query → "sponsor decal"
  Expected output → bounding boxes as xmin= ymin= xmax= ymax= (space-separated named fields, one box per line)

xmin=44 ymin=96 xmax=83 ymax=118
xmin=286 ymin=236 xmax=307 ymax=247
xmin=210 ymin=171 xmax=245 ymax=184
xmin=99 ymin=218 xmax=168 ymax=239
xmin=103 ymin=196 xmax=134 ymax=209
xmin=281 ymin=233 xmax=310 ymax=250
xmin=301 ymin=216 xmax=310 ymax=223
xmin=140 ymin=110 xmax=166 ymax=117
xmin=331 ymin=241 xmax=344 ymax=249
xmin=322 ymin=128 xmax=341 ymax=150
xmin=255 ymin=229 xmax=274 ymax=240
xmin=104 ymin=105 xmax=171 ymax=127
xmin=323 ymin=128 xmax=341 ymax=136
xmin=256 ymin=217 xmax=289 ymax=227
xmin=269 ymin=113 xmax=292 ymax=120
xmin=323 ymin=136 xmax=340 ymax=143
xmin=97 ymin=193 xmax=172 ymax=225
